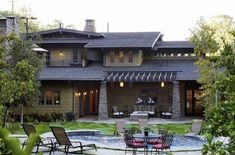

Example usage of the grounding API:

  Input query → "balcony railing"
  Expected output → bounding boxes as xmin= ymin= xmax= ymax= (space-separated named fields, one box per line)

xmin=45 ymin=60 xmax=82 ymax=67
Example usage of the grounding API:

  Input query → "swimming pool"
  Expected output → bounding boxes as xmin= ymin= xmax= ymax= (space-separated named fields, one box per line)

xmin=69 ymin=135 xmax=205 ymax=151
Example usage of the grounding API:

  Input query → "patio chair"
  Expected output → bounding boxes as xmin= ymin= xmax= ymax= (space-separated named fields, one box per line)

xmin=50 ymin=126 xmax=96 ymax=155
xmin=124 ymin=132 xmax=146 ymax=155
xmin=160 ymin=106 xmax=172 ymax=119
xmin=21 ymin=124 xmax=54 ymax=154
xmin=114 ymin=119 xmax=126 ymax=135
xmin=185 ymin=120 xmax=203 ymax=136
xmin=112 ymin=105 xmax=124 ymax=118
xmin=151 ymin=133 xmax=174 ymax=154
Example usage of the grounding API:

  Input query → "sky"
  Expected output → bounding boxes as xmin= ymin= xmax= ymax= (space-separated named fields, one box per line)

xmin=0 ymin=0 xmax=235 ymax=40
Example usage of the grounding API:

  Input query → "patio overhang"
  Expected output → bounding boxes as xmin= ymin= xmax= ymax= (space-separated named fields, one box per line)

xmin=104 ymin=71 xmax=177 ymax=82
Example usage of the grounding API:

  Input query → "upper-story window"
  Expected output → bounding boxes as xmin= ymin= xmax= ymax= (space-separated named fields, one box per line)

xmin=73 ymin=51 xmax=78 ymax=62
xmin=128 ymin=51 xmax=133 ymax=63
xmin=119 ymin=51 xmax=124 ymax=63
xmin=110 ymin=51 xmax=115 ymax=63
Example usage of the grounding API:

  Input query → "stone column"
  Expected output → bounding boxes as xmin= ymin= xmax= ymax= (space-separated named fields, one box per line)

xmin=172 ymin=81 xmax=181 ymax=119
xmin=98 ymin=81 xmax=108 ymax=120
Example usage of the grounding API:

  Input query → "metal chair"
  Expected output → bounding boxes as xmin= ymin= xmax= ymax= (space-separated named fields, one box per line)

xmin=124 ymin=133 xmax=146 ymax=155
xmin=151 ymin=133 xmax=174 ymax=154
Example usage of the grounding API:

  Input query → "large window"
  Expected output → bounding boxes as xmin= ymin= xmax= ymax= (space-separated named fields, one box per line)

xmin=39 ymin=90 xmax=61 ymax=105
xmin=119 ymin=51 xmax=124 ymax=63
xmin=128 ymin=51 xmax=133 ymax=63
xmin=110 ymin=51 xmax=115 ymax=63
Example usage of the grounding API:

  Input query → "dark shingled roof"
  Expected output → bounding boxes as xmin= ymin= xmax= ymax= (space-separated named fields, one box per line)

xmin=32 ymin=28 xmax=105 ymax=38
xmin=154 ymin=41 xmax=194 ymax=49
xmin=38 ymin=60 xmax=198 ymax=81
xmin=84 ymin=32 xmax=161 ymax=48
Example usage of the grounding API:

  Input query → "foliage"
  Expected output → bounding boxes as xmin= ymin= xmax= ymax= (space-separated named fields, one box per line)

xmin=65 ymin=111 xmax=75 ymax=121
xmin=0 ymin=128 xmax=40 ymax=155
xmin=0 ymin=34 xmax=42 ymax=127
xmin=143 ymin=126 xmax=152 ymax=132
xmin=190 ymin=15 xmax=235 ymax=154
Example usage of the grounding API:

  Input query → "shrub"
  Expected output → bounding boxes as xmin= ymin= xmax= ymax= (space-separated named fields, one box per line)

xmin=65 ymin=112 xmax=75 ymax=121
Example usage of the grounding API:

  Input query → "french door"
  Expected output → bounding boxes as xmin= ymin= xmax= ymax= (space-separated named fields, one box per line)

xmin=185 ymin=82 xmax=203 ymax=116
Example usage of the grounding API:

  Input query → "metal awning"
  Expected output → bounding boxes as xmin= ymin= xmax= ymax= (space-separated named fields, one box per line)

xmin=104 ymin=71 xmax=177 ymax=82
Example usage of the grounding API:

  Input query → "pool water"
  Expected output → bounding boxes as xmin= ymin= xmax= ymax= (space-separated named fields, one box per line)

xmin=69 ymin=135 xmax=205 ymax=150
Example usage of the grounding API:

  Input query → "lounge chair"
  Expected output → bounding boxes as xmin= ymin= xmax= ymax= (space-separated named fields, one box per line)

xmin=50 ymin=126 xmax=96 ymax=155
xmin=114 ymin=119 xmax=126 ymax=135
xmin=185 ymin=120 xmax=203 ymax=136
xmin=21 ymin=124 xmax=54 ymax=154
xmin=112 ymin=105 xmax=124 ymax=117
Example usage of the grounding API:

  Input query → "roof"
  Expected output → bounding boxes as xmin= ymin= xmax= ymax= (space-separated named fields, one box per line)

xmin=38 ymin=60 xmax=198 ymax=81
xmin=84 ymin=32 xmax=161 ymax=48
xmin=154 ymin=41 xmax=194 ymax=49
xmin=29 ymin=28 xmax=105 ymax=39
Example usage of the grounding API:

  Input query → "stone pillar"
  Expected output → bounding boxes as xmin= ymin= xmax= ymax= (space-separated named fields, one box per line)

xmin=172 ymin=81 xmax=181 ymax=119
xmin=98 ymin=81 xmax=108 ymax=120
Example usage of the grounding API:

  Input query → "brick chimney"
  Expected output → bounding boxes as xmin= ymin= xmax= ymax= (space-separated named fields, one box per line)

xmin=84 ymin=19 xmax=96 ymax=32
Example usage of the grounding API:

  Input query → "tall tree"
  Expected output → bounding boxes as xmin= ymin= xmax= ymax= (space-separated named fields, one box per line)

xmin=190 ymin=15 xmax=235 ymax=154
xmin=0 ymin=34 xmax=42 ymax=127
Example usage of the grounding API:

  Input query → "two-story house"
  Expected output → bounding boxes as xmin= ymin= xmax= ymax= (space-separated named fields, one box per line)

xmin=31 ymin=19 xmax=202 ymax=119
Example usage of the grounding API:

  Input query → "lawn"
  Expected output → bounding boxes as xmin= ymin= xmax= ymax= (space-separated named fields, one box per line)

xmin=7 ymin=121 xmax=191 ymax=135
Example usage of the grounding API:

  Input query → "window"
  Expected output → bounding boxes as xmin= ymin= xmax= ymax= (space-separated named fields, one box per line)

xmin=40 ymin=90 xmax=61 ymax=105
xmin=128 ymin=51 xmax=133 ymax=63
xmin=73 ymin=51 xmax=78 ymax=62
xmin=110 ymin=51 xmax=115 ymax=63
xmin=119 ymin=51 xmax=124 ymax=63
xmin=54 ymin=91 xmax=60 ymax=105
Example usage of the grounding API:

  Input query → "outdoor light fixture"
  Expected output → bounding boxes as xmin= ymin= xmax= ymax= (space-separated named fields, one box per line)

xmin=161 ymin=81 xmax=165 ymax=88
xmin=120 ymin=81 xmax=124 ymax=87
xmin=59 ymin=51 xmax=63 ymax=56
xmin=75 ymin=92 xmax=79 ymax=96
xmin=83 ymin=92 xmax=87 ymax=95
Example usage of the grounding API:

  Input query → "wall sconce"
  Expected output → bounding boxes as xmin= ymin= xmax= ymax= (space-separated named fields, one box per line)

xmin=83 ymin=92 xmax=87 ymax=95
xmin=161 ymin=81 xmax=165 ymax=88
xmin=59 ymin=51 xmax=63 ymax=56
xmin=120 ymin=81 xmax=124 ymax=88
xmin=75 ymin=92 xmax=81 ymax=96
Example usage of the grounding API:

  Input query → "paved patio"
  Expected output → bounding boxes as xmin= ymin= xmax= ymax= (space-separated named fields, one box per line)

xmin=76 ymin=116 xmax=204 ymax=124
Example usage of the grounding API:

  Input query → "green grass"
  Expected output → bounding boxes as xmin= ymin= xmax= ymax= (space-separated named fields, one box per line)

xmin=7 ymin=121 xmax=191 ymax=135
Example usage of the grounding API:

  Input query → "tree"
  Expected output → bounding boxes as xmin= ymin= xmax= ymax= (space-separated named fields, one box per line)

xmin=190 ymin=15 xmax=235 ymax=154
xmin=0 ymin=34 xmax=42 ymax=127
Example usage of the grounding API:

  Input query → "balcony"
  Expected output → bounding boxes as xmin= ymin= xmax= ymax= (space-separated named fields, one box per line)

xmin=45 ymin=60 xmax=83 ymax=67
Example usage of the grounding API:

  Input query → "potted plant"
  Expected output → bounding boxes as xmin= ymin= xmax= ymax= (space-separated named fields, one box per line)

xmin=143 ymin=126 xmax=152 ymax=136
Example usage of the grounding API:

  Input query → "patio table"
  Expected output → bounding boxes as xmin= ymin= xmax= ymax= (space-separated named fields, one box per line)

xmin=130 ymin=111 xmax=149 ymax=121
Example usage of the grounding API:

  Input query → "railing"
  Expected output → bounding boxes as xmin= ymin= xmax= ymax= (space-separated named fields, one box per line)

xmin=45 ymin=60 xmax=82 ymax=67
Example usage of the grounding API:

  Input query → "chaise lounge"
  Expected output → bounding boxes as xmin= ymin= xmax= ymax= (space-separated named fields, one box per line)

xmin=50 ymin=126 xmax=97 ymax=155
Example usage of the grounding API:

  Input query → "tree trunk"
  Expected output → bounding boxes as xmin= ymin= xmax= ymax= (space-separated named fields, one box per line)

xmin=2 ymin=107 xmax=9 ymax=128
xmin=20 ymin=103 xmax=24 ymax=124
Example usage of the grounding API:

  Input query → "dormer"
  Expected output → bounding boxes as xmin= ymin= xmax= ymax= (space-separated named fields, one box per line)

xmin=85 ymin=32 xmax=162 ymax=67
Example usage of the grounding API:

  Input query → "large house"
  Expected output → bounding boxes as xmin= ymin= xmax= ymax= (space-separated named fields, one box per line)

xmin=1 ymin=17 xmax=202 ymax=119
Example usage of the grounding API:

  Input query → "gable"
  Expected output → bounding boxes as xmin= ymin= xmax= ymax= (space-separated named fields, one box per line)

xmin=33 ymin=28 xmax=105 ymax=40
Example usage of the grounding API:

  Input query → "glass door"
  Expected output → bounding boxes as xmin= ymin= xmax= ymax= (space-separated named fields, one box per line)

xmin=185 ymin=82 xmax=203 ymax=116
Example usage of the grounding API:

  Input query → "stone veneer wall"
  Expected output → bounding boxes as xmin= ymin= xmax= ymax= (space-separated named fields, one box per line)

xmin=172 ymin=81 xmax=181 ymax=119
xmin=98 ymin=81 xmax=108 ymax=120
